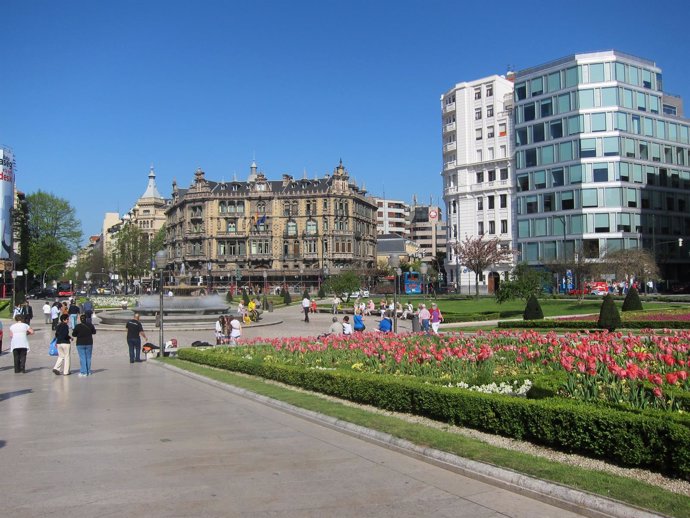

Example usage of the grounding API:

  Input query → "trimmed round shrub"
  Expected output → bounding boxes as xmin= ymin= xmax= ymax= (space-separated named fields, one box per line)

xmin=597 ymin=294 xmax=621 ymax=331
xmin=283 ymin=289 xmax=292 ymax=305
xmin=318 ymin=285 xmax=325 ymax=299
xmin=622 ymin=286 xmax=643 ymax=312
xmin=225 ymin=290 xmax=233 ymax=303
xmin=523 ymin=294 xmax=544 ymax=320
xmin=242 ymin=288 xmax=250 ymax=305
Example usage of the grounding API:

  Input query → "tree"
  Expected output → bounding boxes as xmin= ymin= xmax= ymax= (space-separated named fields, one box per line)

xmin=495 ymin=263 xmax=550 ymax=303
xmin=597 ymin=294 xmax=621 ymax=331
xmin=622 ymin=287 xmax=643 ymax=312
xmin=523 ymin=294 xmax=544 ymax=320
xmin=109 ymin=223 xmax=149 ymax=293
xmin=26 ymin=191 xmax=82 ymax=280
xmin=453 ymin=235 xmax=513 ymax=298
xmin=323 ymin=270 xmax=361 ymax=300
xmin=596 ymin=249 xmax=659 ymax=293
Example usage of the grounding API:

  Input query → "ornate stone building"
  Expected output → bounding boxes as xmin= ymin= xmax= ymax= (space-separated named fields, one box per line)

xmin=164 ymin=160 xmax=377 ymax=290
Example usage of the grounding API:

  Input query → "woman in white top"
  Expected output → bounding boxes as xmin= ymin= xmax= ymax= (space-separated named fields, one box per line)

xmin=10 ymin=315 xmax=34 ymax=373
xmin=342 ymin=315 xmax=353 ymax=335
xmin=229 ymin=315 xmax=242 ymax=346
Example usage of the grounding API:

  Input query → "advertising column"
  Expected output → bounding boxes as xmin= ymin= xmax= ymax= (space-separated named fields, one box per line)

xmin=0 ymin=148 xmax=15 ymax=298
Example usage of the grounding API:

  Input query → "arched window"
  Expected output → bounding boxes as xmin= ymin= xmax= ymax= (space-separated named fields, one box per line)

xmin=236 ymin=201 xmax=245 ymax=214
xmin=257 ymin=201 xmax=266 ymax=213
xmin=287 ymin=220 xmax=297 ymax=236
xmin=306 ymin=219 xmax=317 ymax=235
xmin=219 ymin=202 xmax=226 ymax=214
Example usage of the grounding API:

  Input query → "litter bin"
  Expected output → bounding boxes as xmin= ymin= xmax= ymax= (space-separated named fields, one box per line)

xmin=268 ymin=301 xmax=274 ymax=312
xmin=411 ymin=315 xmax=420 ymax=333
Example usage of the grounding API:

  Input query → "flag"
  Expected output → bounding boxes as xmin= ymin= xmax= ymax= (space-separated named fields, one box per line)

xmin=257 ymin=215 xmax=266 ymax=225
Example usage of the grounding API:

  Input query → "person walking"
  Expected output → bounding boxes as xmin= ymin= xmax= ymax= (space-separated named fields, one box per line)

xmin=125 ymin=313 xmax=147 ymax=363
xmin=229 ymin=315 xmax=241 ymax=346
xmin=301 ymin=294 xmax=311 ymax=322
xmin=67 ymin=299 xmax=80 ymax=329
xmin=82 ymin=298 xmax=94 ymax=324
xmin=52 ymin=313 xmax=72 ymax=375
xmin=418 ymin=303 xmax=431 ymax=334
xmin=430 ymin=302 xmax=444 ymax=335
xmin=10 ymin=315 xmax=34 ymax=373
xmin=50 ymin=301 xmax=60 ymax=330
xmin=21 ymin=300 xmax=33 ymax=326
xmin=72 ymin=314 xmax=96 ymax=377
xmin=42 ymin=301 xmax=52 ymax=324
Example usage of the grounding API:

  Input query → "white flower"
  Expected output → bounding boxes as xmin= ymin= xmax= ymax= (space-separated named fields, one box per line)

xmin=446 ymin=379 xmax=532 ymax=397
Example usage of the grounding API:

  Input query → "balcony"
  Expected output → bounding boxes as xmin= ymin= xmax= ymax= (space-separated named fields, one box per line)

xmin=444 ymin=122 xmax=456 ymax=133
xmin=443 ymin=102 xmax=456 ymax=113
xmin=443 ymin=142 xmax=457 ymax=152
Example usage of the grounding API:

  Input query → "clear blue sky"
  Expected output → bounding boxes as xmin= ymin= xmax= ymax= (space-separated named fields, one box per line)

xmin=4 ymin=0 xmax=690 ymax=242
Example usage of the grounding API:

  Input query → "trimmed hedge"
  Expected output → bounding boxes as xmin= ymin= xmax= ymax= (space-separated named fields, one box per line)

xmin=178 ymin=348 xmax=690 ymax=479
xmin=498 ymin=320 xmax=690 ymax=330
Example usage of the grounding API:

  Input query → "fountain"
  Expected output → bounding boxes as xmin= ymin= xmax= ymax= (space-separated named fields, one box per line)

xmin=97 ymin=294 xmax=231 ymax=329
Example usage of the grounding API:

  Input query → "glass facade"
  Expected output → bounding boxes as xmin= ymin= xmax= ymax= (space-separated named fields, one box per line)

xmin=513 ymin=52 xmax=690 ymax=268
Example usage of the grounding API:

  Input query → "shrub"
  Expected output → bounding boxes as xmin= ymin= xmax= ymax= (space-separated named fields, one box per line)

xmin=242 ymin=288 xmax=250 ymax=305
xmin=523 ymin=294 xmax=544 ymax=320
xmin=225 ymin=290 xmax=233 ymax=303
xmin=597 ymin=294 xmax=621 ymax=331
xmin=283 ymin=289 xmax=292 ymax=305
xmin=317 ymin=285 xmax=325 ymax=299
xmin=622 ymin=287 xmax=643 ymax=312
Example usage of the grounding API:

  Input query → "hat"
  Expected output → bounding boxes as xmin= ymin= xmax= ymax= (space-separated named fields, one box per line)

xmin=431 ymin=303 xmax=437 ymax=307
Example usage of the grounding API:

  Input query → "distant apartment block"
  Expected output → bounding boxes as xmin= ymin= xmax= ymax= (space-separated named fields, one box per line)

xmin=373 ymin=197 xmax=410 ymax=237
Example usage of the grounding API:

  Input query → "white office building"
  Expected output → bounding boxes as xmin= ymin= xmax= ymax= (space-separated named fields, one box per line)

xmin=374 ymin=197 xmax=410 ymax=237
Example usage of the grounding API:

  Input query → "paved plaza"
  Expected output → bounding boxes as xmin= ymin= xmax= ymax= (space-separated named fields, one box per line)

xmin=0 ymin=301 xmax=632 ymax=517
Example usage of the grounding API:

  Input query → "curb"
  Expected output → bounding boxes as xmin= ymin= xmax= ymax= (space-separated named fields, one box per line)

xmin=153 ymin=360 xmax=664 ymax=518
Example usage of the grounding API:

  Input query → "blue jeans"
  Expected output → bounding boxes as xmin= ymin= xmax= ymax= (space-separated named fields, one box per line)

xmin=77 ymin=345 xmax=93 ymax=375
xmin=421 ymin=319 xmax=430 ymax=333
xmin=127 ymin=338 xmax=141 ymax=362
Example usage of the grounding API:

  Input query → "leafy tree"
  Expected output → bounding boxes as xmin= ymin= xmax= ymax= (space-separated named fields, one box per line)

xmin=597 ymin=294 xmax=621 ymax=331
xmin=523 ymin=294 xmax=544 ymax=320
xmin=596 ymin=249 xmax=659 ymax=293
xmin=453 ymin=235 xmax=513 ymax=298
xmin=26 ymin=191 xmax=82 ymax=280
xmin=622 ymin=287 xmax=643 ymax=312
xmin=323 ymin=270 xmax=361 ymax=300
xmin=109 ymin=223 xmax=149 ymax=292
xmin=495 ymin=263 xmax=550 ymax=303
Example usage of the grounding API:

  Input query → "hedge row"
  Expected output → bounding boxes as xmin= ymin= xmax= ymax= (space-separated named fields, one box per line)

xmin=498 ymin=320 xmax=690 ymax=330
xmin=178 ymin=348 xmax=690 ymax=479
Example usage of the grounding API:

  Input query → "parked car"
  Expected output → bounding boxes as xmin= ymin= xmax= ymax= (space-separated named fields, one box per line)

xmin=29 ymin=287 xmax=57 ymax=299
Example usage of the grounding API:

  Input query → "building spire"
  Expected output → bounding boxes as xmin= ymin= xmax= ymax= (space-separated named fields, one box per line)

xmin=141 ymin=165 xmax=163 ymax=199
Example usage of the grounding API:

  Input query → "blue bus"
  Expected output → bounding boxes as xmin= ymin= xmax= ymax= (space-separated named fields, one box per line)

xmin=403 ymin=271 xmax=422 ymax=294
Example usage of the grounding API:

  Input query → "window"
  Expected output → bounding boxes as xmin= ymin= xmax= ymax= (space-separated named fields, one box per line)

xmin=477 ymin=198 xmax=483 ymax=210
xmin=475 ymin=108 xmax=482 ymax=120
xmin=487 ymin=126 xmax=494 ymax=138
xmin=487 ymin=105 xmax=494 ymax=118
xmin=475 ymin=128 xmax=482 ymax=140
xmin=533 ymin=170 xmax=546 ymax=189
xmin=582 ymin=189 xmax=598 ymax=207
xmin=499 ymin=122 xmax=507 ymax=136
xmin=524 ymin=103 xmax=535 ymax=121
xmin=603 ymin=137 xmax=619 ymax=157
xmin=580 ymin=138 xmax=597 ymax=158
xmin=488 ymin=169 xmax=496 ymax=181
xmin=561 ymin=191 xmax=575 ymax=210
xmin=593 ymin=164 xmax=608 ymax=182
xmin=551 ymin=168 xmax=564 ymax=187
xmin=533 ymin=123 xmax=545 ymax=143
xmin=500 ymin=194 xmax=507 ymax=208
xmin=589 ymin=63 xmax=604 ymax=83
xmin=601 ymin=87 xmax=617 ymax=106
xmin=488 ymin=195 xmax=495 ymax=209
xmin=541 ymin=99 xmax=552 ymax=118
xmin=476 ymin=171 xmax=484 ymax=183
xmin=486 ymin=84 xmax=493 ymax=97
xmin=489 ymin=221 xmax=496 ymax=234
xmin=560 ymin=141 xmax=573 ymax=161
xmin=516 ymin=127 xmax=528 ymax=146
xmin=287 ymin=220 xmax=297 ymax=236
xmin=558 ymin=93 xmax=571 ymax=113
xmin=500 ymin=168 xmax=509 ymax=180
xmin=515 ymin=83 xmax=527 ymax=100
xmin=474 ymin=88 xmax=481 ymax=100
xmin=578 ymin=89 xmax=594 ymax=109
xmin=591 ymin=113 xmax=606 ymax=132
xmin=526 ymin=195 xmax=538 ymax=213
xmin=531 ymin=77 xmax=543 ymax=96
xmin=478 ymin=221 xmax=484 ymax=234
xmin=501 ymin=219 xmax=508 ymax=233
xmin=525 ymin=148 xmax=537 ymax=167
xmin=594 ymin=213 xmax=609 ymax=233
xmin=543 ymin=192 xmax=554 ymax=212
xmin=517 ymin=174 xmax=529 ymax=191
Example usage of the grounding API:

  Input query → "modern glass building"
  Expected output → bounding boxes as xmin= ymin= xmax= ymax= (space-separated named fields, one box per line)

xmin=513 ymin=51 xmax=690 ymax=281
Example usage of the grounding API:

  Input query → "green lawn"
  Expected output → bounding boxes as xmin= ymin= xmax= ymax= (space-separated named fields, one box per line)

xmin=164 ymin=358 xmax=690 ymax=517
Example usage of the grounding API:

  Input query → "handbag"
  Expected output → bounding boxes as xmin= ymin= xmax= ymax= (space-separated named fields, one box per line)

xmin=48 ymin=338 xmax=58 ymax=356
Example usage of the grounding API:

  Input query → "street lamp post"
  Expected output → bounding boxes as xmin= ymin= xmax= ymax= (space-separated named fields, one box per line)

xmin=155 ymin=250 xmax=167 ymax=357
xmin=299 ymin=266 xmax=304 ymax=294
xmin=394 ymin=267 xmax=402 ymax=333
xmin=262 ymin=270 xmax=268 ymax=296
xmin=420 ymin=262 xmax=428 ymax=300
xmin=206 ymin=261 xmax=212 ymax=294
xmin=23 ymin=268 xmax=28 ymax=296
